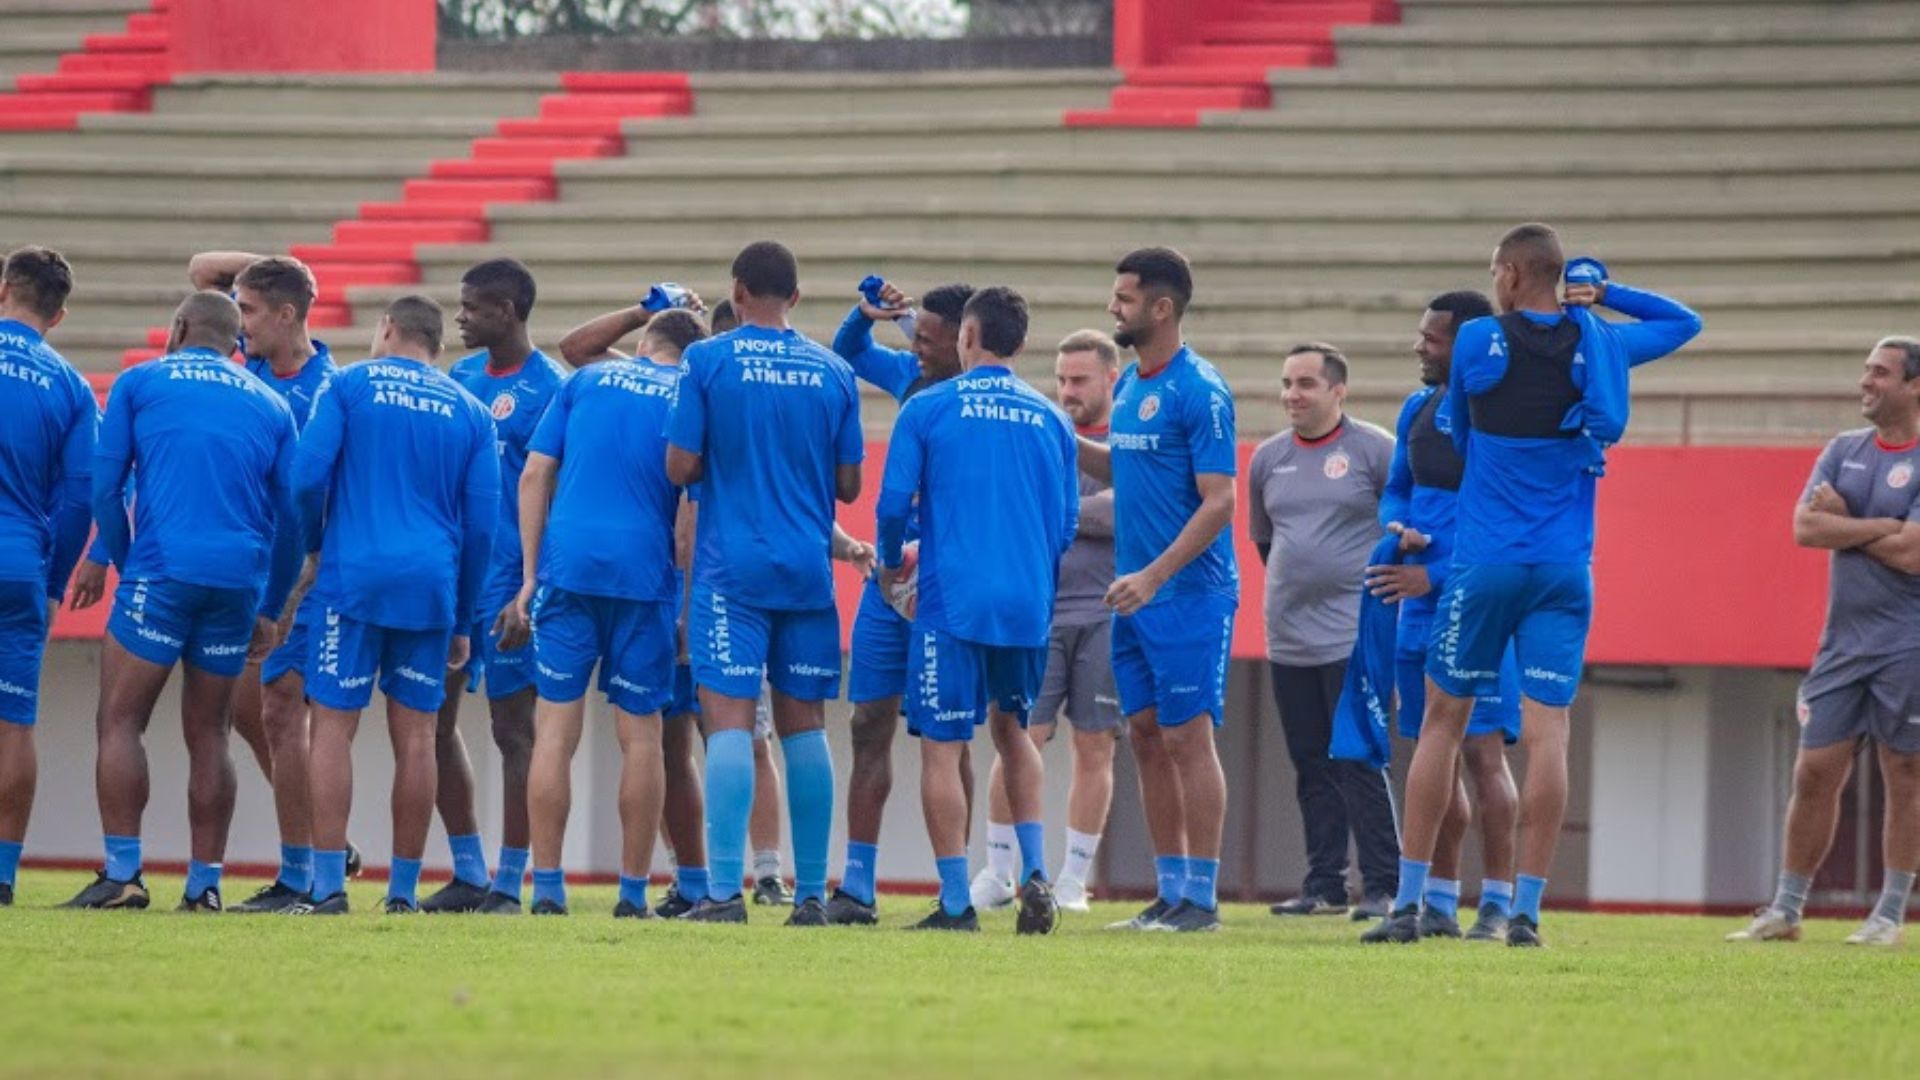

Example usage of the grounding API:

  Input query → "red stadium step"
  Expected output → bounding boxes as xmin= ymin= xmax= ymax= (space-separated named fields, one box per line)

xmin=1228 ymin=0 xmax=1399 ymax=20
xmin=359 ymin=200 xmax=494 ymax=222
xmin=16 ymin=71 xmax=157 ymax=94
xmin=559 ymin=71 xmax=692 ymax=93
xmin=469 ymin=135 xmax=624 ymax=160
xmin=0 ymin=114 xmax=82 ymax=131
xmin=0 ymin=91 xmax=144 ymax=115
xmin=1122 ymin=65 xmax=1293 ymax=86
xmin=291 ymin=242 xmax=418 ymax=264
xmin=429 ymin=158 xmax=558 ymax=180
xmin=334 ymin=219 xmax=490 ymax=246
xmin=125 ymin=13 xmax=170 ymax=35
xmin=59 ymin=52 xmax=173 ymax=78
xmin=81 ymin=32 xmax=169 ymax=53
xmin=496 ymin=116 xmax=625 ymax=139
xmin=1197 ymin=21 xmax=1337 ymax=45
xmin=1111 ymin=85 xmax=1272 ymax=111
xmin=1166 ymin=43 xmax=1333 ymax=67
xmin=538 ymin=93 xmax=691 ymax=119
xmin=402 ymin=177 xmax=556 ymax=203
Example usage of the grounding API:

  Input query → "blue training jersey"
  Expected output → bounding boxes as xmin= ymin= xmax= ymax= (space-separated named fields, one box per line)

xmin=93 ymin=348 xmax=298 ymax=612
xmin=293 ymin=357 xmax=500 ymax=632
xmin=1380 ymin=386 xmax=1462 ymax=628
xmin=877 ymin=365 xmax=1078 ymax=648
xmin=0 ymin=320 xmax=97 ymax=596
xmin=246 ymin=341 xmax=337 ymax=430
xmin=831 ymin=306 xmax=919 ymax=403
xmin=528 ymin=358 xmax=683 ymax=603
xmin=449 ymin=348 xmax=568 ymax=615
xmin=1444 ymin=285 xmax=1697 ymax=566
xmin=1109 ymin=346 xmax=1239 ymax=605
xmin=666 ymin=324 xmax=864 ymax=611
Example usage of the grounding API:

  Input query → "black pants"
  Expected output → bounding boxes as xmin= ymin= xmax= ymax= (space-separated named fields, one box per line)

xmin=1271 ymin=660 xmax=1400 ymax=902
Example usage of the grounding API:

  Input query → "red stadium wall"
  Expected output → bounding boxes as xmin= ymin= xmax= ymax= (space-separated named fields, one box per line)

xmin=167 ymin=0 xmax=436 ymax=74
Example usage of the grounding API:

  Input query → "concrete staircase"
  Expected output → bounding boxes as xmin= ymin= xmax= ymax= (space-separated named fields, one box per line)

xmin=5 ymin=0 xmax=1912 ymax=444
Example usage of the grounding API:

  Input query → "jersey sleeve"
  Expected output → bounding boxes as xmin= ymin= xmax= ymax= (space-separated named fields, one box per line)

xmin=1601 ymin=284 xmax=1704 ymax=368
xmin=831 ymin=306 xmax=919 ymax=402
xmin=1246 ymin=440 xmax=1275 ymax=547
xmin=1800 ymin=437 xmax=1842 ymax=504
xmin=1058 ymin=418 xmax=1081 ymax=557
xmin=1185 ymin=377 xmax=1237 ymax=477
xmin=875 ymin=400 xmax=925 ymax=568
xmin=1379 ymin=395 xmax=1419 ymax=529
xmin=665 ymin=348 xmax=708 ymax=456
xmin=527 ymin=373 xmax=575 ymax=460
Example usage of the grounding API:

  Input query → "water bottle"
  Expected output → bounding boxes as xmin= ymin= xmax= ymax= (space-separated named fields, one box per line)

xmin=1565 ymin=257 xmax=1608 ymax=288
xmin=642 ymin=282 xmax=693 ymax=313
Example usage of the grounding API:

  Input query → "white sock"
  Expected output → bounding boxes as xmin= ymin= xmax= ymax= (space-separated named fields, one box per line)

xmin=752 ymin=849 xmax=781 ymax=880
xmin=1061 ymin=828 xmax=1101 ymax=883
xmin=986 ymin=822 xmax=1016 ymax=882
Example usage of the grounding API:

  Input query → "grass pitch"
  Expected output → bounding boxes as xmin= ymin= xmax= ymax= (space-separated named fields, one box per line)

xmin=2 ymin=871 xmax=1915 ymax=1079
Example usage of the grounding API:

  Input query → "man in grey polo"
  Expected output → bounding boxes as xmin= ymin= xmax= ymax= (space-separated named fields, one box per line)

xmin=974 ymin=330 xmax=1122 ymax=915
xmin=1730 ymin=335 xmax=1920 ymax=948
xmin=1250 ymin=342 xmax=1400 ymax=919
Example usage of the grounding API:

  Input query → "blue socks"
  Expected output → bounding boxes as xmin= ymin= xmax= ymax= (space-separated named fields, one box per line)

xmin=1481 ymin=878 xmax=1515 ymax=917
xmin=704 ymin=728 xmax=755 ymax=902
xmin=0 ymin=839 xmax=19 ymax=887
xmin=185 ymin=860 xmax=222 ymax=899
xmin=677 ymin=864 xmax=710 ymax=903
xmin=1515 ymin=874 xmax=1547 ymax=923
xmin=387 ymin=857 xmax=423 ymax=905
xmin=619 ymin=874 xmax=648 ymax=911
xmin=532 ymin=867 xmax=566 ymax=909
xmin=447 ymin=833 xmax=488 ymax=888
xmin=780 ymin=729 xmax=834 ymax=905
xmin=104 ymin=834 xmax=141 ymax=881
xmin=278 ymin=844 xmax=314 ymax=894
xmin=936 ymin=855 xmax=970 ymax=916
xmin=1154 ymin=855 xmax=1187 ymax=906
xmin=1393 ymin=858 xmax=1430 ymax=913
xmin=313 ymin=849 xmax=348 ymax=900
xmin=1013 ymin=821 xmax=1046 ymax=883
xmin=492 ymin=846 xmax=529 ymax=901
xmin=1425 ymin=877 xmax=1460 ymax=920
xmin=842 ymin=841 xmax=879 ymax=905
xmin=1185 ymin=857 xmax=1219 ymax=910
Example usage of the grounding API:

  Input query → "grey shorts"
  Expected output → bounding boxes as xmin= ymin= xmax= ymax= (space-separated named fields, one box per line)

xmin=1799 ymin=649 xmax=1920 ymax=753
xmin=1031 ymin=619 xmax=1123 ymax=735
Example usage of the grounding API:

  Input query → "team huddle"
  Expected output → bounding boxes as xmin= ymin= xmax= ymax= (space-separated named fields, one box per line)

xmin=0 ymin=223 xmax=1914 ymax=946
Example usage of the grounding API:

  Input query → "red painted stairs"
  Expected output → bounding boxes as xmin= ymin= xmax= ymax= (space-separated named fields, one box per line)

xmin=120 ymin=72 xmax=694 ymax=366
xmin=0 ymin=0 xmax=173 ymax=131
xmin=1067 ymin=0 xmax=1400 ymax=127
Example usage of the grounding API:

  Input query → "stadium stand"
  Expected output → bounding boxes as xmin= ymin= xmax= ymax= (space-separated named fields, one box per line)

xmin=4 ymin=0 xmax=1915 ymax=446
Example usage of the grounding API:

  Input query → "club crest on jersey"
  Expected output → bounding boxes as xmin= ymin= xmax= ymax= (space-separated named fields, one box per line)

xmin=1323 ymin=451 xmax=1351 ymax=480
xmin=490 ymin=392 xmax=516 ymax=420
xmin=1889 ymin=462 xmax=1913 ymax=490
xmin=1796 ymin=697 xmax=1811 ymax=727
xmin=1138 ymin=394 xmax=1161 ymax=422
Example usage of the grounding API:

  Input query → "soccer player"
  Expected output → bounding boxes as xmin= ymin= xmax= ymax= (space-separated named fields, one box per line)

xmin=66 ymin=291 xmax=298 ymax=911
xmin=824 ymin=275 xmax=977 ymax=926
xmin=1359 ymin=292 xmax=1522 ymax=943
xmin=1075 ymin=248 xmax=1237 ymax=934
xmin=1728 ymin=337 xmax=1920 ymax=947
xmin=877 ymin=286 xmax=1079 ymax=933
xmin=419 ymin=259 xmax=568 ymax=915
xmin=506 ymin=308 xmax=709 ymax=917
xmin=0 ymin=247 xmax=95 ymax=908
xmin=292 ymin=296 xmax=498 ymax=915
xmin=1250 ymin=343 xmax=1399 ymax=921
xmin=666 ymin=241 xmax=862 ymax=926
xmin=1382 ymin=224 xmax=1700 ymax=947
xmin=973 ymin=329 xmax=1122 ymax=915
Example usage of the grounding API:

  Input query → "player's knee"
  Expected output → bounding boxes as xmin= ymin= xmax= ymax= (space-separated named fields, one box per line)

xmin=1072 ymin=728 xmax=1117 ymax=769
xmin=1792 ymin=744 xmax=1853 ymax=795
xmin=1880 ymin=748 xmax=1920 ymax=787
xmin=849 ymin=705 xmax=896 ymax=755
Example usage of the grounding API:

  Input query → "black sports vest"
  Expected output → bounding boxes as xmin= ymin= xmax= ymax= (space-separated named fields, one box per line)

xmin=1468 ymin=312 xmax=1582 ymax=440
xmin=1407 ymin=388 xmax=1465 ymax=492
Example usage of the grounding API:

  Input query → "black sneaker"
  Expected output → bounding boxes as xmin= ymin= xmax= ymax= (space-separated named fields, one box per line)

xmin=1464 ymin=903 xmax=1509 ymax=942
xmin=907 ymin=903 xmax=979 ymax=932
xmin=476 ymin=891 xmax=522 ymax=915
xmin=0 ymin=881 xmax=11 ymax=907
xmin=177 ymin=887 xmax=223 ymax=913
xmin=1361 ymin=905 xmax=1422 ymax=944
xmin=1106 ymin=897 xmax=1173 ymax=931
xmin=786 ymin=896 xmax=829 ymax=927
xmin=1270 ymin=895 xmax=1347 ymax=917
xmin=613 ymin=899 xmax=651 ymax=920
xmin=232 ymin=880 xmax=306 ymax=914
xmin=1419 ymin=905 xmax=1463 ymax=939
xmin=1507 ymin=913 xmax=1544 ymax=948
xmin=1152 ymin=899 xmax=1222 ymax=933
xmin=420 ymin=877 xmax=490 ymax=914
xmin=1350 ymin=895 xmax=1392 ymax=921
xmin=753 ymin=875 xmax=794 ymax=906
xmin=530 ymin=898 xmax=568 ymax=916
xmin=62 ymin=871 xmax=149 ymax=910
xmin=383 ymin=896 xmax=419 ymax=915
xmin=825 ymin=887 xmax=878 ymax=926
xmin=345 ymin=842 xmax=363 ymax=879
xmin=1015 ymin=872 xmax=1059 ymax=936
xmin=685 ymin=894 xmax=748 ymax=924
xmin=654 ymin=885 xmax=696 ymax=919
xmin=290 ymin=891 xmax=349 ymax=915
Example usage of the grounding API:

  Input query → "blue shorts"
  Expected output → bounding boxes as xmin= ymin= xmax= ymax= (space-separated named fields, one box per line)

xmin=531 ymin=586 xmax=674 ymax=716
xmin=1395 ymin=638 xmax=1520 ymax=743
xmin=0 ymin=580 xmax=49 ymax=726
xmin=261 ymin=597 xmax=316 ymax=687
xmin=665 ymin=664 xmax=700 ymax=719
xmin=1426 ymin=562 xmax=1592 ymax=708
xmin=848 ymin=582 xmax=910 ymax=704
xmin=1111 ymin=591 xmax=1236 ymax=728
xmin=108 ymin=576 xmax=255 ymax=678
xmin=462 ymin=600 xmax=533 ymax=701
xmin=687 ymin=584 xmax=840 ymax=703
xmin=906 ymin=625 xmax=1045 ymax=744
xmin=306 ymin=602 xmax=452 ymax=714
